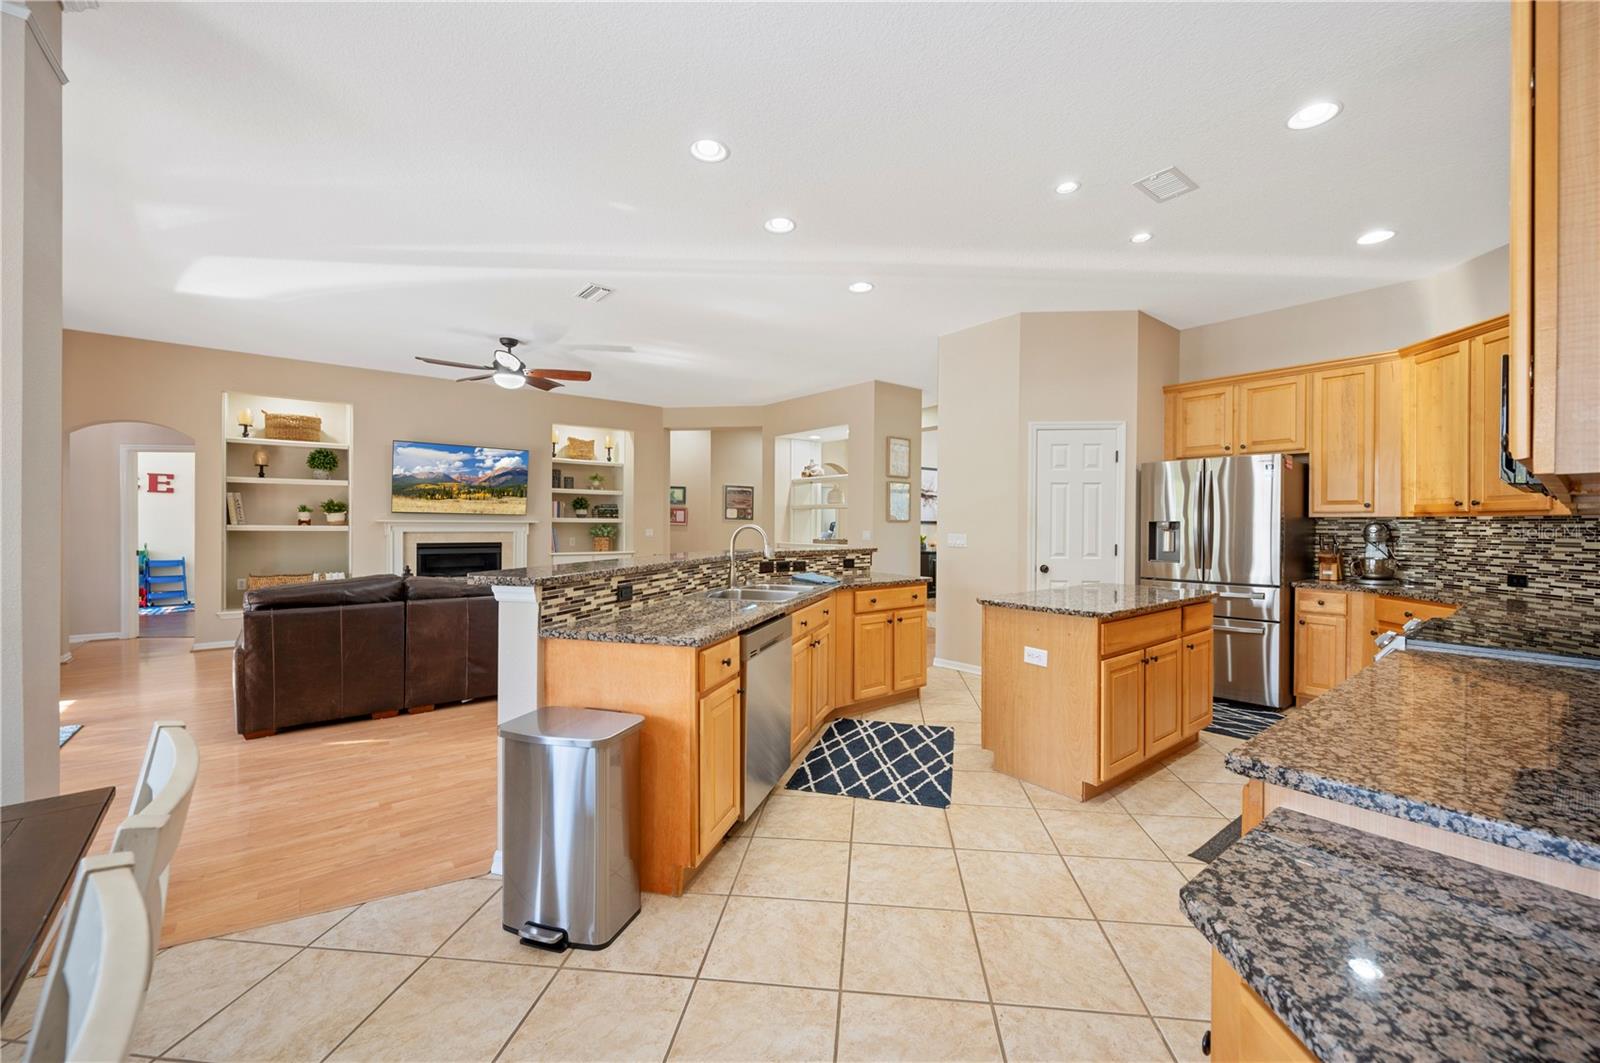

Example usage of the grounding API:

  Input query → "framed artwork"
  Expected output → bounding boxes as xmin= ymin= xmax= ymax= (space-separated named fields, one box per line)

xmin=670 ymin=506 xmax=688 ymax=525
xmin=920 ymin=467 xmax=939 ymax=523
xmin=886 ymin=436 xmax=911 ymax=479
xmin=887 ymin=481 xmax=912 ymax=522
xmin=724 ymin=484 xmax=754 ymax=521
xmin=669 ymin=485 xmax=687 ymax=505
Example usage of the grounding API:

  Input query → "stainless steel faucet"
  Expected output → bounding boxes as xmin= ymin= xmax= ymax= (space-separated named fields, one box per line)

xmin=728 ymin=523 xmax=774 ymax=587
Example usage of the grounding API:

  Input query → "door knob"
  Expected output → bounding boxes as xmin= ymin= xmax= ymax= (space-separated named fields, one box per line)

xmin=1038 ymin=564 xmax=1050 ymax=574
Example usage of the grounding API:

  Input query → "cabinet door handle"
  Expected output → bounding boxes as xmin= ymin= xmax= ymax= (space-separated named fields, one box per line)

xmin=1453 ymin=500 xmax=1463 ymax=507
xmin=1316 ymin=599 xmax=1326 ymax=606
xmin=823 ymin=609 xmax=830 ymax=616
xmin=1370 ymin=629 xmax=1378 ymax=637
xmin=721 ymin=657 xmax=733 ymax=667
xmin=1185 ymin=642 xmax=1195 ymax=650
xmin=1239 ymin=444 xmax=1248 ymax=451
xmin=912 ymin=593 xmax=919 ymax=600
xmin=1471 ymin=499 xmax=1481 ymax=507
xmin=1223 ymin=444 xmax=1232 ymax=452
xmin=800 ymin=619 xmax=808 ymax=627
xmin=1403 ymin=610 xmax=1414 ymax=618
xmin=869 ymin=597 xmax=877 ymax=604
xmin=1362 ymin=502 xmax=1372 ymax=509
xmin=1297 ymin=619 xmax=1306 ymax=626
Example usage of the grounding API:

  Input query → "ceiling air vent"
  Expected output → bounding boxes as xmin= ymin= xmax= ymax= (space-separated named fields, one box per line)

xmin=575 ymin=284 xmax=614 ymax=302
xmin=1133 ymin=167 xmax=1198 ymax=203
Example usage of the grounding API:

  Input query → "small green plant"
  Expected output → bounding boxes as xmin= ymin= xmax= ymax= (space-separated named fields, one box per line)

xmin=589 ymin=523 xmax=617 ymax=539
xmin=306 ymin=448 xmax=340 ymax=475
xmin=297 ymin=504 xmax=312 ymax=513
xmin=587 ymin=472 xmax=605 ymax=489
xmin=570 ymin=496 xmax=590 ymax=513
xmin=320 ymin=498 xmax=347 ymax=514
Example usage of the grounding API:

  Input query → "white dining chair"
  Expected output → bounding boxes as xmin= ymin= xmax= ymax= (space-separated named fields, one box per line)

xmin=23 ymin=853 xmax=152 ymax=1063
xmin=110 ymin=720 xmax=198 ymax=973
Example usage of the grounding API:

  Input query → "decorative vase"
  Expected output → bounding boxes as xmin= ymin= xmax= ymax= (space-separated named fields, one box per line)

xmin=312 ymin=469 xmax=330 ymax=480
xmin=325 ymin=511 xmax=346 ymax=525
xmin=296 ymin=512 xmax=312 ymax=525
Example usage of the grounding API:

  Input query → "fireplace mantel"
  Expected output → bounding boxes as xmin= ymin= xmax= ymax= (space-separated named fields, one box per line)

xmin=375 ymin=519 xmax=537 ymax=575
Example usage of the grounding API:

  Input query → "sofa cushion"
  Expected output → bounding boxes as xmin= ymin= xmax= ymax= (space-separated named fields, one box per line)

xmin=245 ymin=573 xmax=404 ymax=611
xmin=404 ymin=576 xmax=494 ymax=601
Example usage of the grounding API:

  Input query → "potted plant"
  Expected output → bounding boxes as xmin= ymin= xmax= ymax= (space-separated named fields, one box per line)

xmin=589 ymin=524 xmax=617 ymax=552
xmin=296 ymin=504 xmax=313 ymax=526
xmin=586 ymin=472 xmax=605 ymax=489
xmin=570 ymin=495 xmax=590 ymax=517
xmin=320 ymin=498 xmax=348 ymax=525
xmin=306 ymin=448 xmax=340 ymax=480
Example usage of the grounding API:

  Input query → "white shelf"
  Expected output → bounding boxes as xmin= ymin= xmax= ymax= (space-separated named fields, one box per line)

xmin=552 ymin=550 xmax=635 ymax=557
xmin=790 ymin=504 xmax=847 ymax=511
xmin=551 ymin=488 xmax=622 ymax=495
xmin=791 ymin=473 xmax=848 ymax=482
xmin=552 ymin=517 xmax=625 ymax=523
xmin=226 ymin=477 xmax=349 ymax=487
xmin=552 ymin=457 xmax=623 ymax=467
xmin=227 ymin=437 xmax=349 ymax=450
xmin=227 ymin=524 xmax=349 ymax=532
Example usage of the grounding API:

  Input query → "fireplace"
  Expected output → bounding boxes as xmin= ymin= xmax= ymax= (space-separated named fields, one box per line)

xmin=415 ymin=541 xmax=503 ymax=578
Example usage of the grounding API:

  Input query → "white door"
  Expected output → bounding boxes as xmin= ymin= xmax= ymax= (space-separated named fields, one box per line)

xmin=1032 ymin=426 xmax=1123 ymax=590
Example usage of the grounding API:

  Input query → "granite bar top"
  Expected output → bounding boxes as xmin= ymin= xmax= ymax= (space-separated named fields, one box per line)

xmin=977 ymin=583 xmax=1213 ymax=619
xmin=1180 ymin=809 xmax=1600 ymax=1063
xmin=540 ymin=572 xmax=927 ymax=648
xmin=469 ymin=546 xmax=874 ymax=590
xmin=1226 ymin=653 xmax=1600 ymax=869
xmin=1291 ymin=579 xmax=1461 ymax=606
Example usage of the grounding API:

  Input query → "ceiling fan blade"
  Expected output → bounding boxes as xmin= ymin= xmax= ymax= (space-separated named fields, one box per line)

xmin=558 ymin=344 xmax=634 ymax=353
xmin=525 ymin=377 xmax=563 ymax=391
xmin=456 ymin=373 xmax=494 ymax=383
xmin=417 ymin=356 xmax=494 ymax=371
xmin=526 ymin=369 xmax=593 ymax=381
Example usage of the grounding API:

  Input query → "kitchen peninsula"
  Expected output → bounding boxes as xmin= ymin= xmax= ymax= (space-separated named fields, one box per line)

xmin=978 ymin=583 xmax=1215 ymax=801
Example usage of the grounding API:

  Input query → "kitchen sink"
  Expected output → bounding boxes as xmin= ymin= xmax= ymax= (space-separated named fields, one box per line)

xmin=705 ymin=585 xmax=808 ymax=602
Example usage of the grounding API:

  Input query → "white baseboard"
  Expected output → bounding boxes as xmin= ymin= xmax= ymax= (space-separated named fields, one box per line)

xmin=69 ymin=631 xmax=123 ymax=645
xmin=932 ymin=657 xmax=981 ymax=676
xmin=490 ymin=849 xmax=503 ymax=876
xmin=59 ymin=652 xmax=73 ymax=664
xmin=192 ymin=640 xmax=235 ymax=652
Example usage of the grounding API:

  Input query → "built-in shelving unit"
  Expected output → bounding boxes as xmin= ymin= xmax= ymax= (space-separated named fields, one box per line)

xmin=221 ymin=393 xmax=354 ymax=611
xmin=549 ymin=424 xmax=631 ymax=564
xmin=776 ymin=428 xmax=850 ymax=545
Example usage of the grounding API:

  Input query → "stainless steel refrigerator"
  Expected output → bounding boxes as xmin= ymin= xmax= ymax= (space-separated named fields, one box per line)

xmin=1137 ymin=454 xmax=1311 ymax=708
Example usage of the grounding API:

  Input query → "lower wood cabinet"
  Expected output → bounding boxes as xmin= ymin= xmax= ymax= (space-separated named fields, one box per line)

xmin=891 ymin=608 xmax=927 ymax=691
xmin=1099 ymin=649 xmax=1146 ymax=780
xmin=696 ymin=677 xmax=741 ymax=861
xmin=1210 ymin=950 xmax=1315 ymax=1063
xmin=1181 ymin=630 xmax=1214 ymax=737
xmin=1142 ymin=638 xmax=1184 ymax=758
xmin=809 ymin=625 xmax=834 ymax=728
xmin=1293 ymin=611 xmax=1347 ymax=700
xmin=852 ymin=611 xmax=894 ymax=701
xmin=790 ymin=635 xmax=812 ymax=758
xmin=1294 ymin=588 xmax=1459 ymax=702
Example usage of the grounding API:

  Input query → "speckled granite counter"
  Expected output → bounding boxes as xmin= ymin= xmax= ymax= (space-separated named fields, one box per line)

xmin=978 ymin=583 xmax=1212 ymax=619
xmin=1181 ymin=809 xmax=1600 ymax=1063
xmin=1227 ymin=653 xmax=1600 ymax=869
xmin=1291 ymin=579 xmax=1461 ymax=606
xmin=539 ymin=572 xmax=926 ymax=648
xmin=471 ymin=546 xmax=872 ymax=590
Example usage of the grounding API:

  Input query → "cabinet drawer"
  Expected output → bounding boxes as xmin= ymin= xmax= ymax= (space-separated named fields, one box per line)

xmin=854 ymin=584 xmax=926 ymax=613
xmin=1296 ymin=589 xmax=1347 ymax=616
xmin=1375 ymin=597 xmax=1455 ymax=628
xmin=698 ymin=636 xmax=741 ymax=692
xmin=1182 ymin=602 xmax=1213 ymax=634
xmin=1100 ymin=608 xmax=1181 ymax=657
xmin=792 ymin=598 xmax=832 ymax=640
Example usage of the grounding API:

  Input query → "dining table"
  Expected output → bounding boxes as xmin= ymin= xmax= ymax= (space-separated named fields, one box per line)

xmin=1 ymin=786 xmax=116 ymax=1020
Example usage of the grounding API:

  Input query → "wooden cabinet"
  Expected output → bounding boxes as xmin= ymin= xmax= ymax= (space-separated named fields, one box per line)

xmin=851 ymin=600 xmax=926 ymax=702
xmin=1098 ymin=649 xmax=1146 ymax=780
xmin=810 ymin=625 xmax=834 ymax=728
xmin=1308 ymin=360 xmax=1401 ymax=516
xmin=696 ymin=677 xmax=741 ymax=862
xmin=1470 ymin=326 xmax=1566 ymax=515
xmin=1143 ymin=637 xmax=1184 ymax=758
xmin=790 ymin=634 xmax=812 ymax=758
xmin=852 ymin=611 xmax=894 ymax=701
xmin=891 ymin=608 xmax=926 ymax=691
xmin=1166 ymin=374 xmax=1307 ymax=458
xmin=1169 ymin=385 xmax=1234 ymax=457
xmin=1403 ymin=339 xmax=1472 ymax=515
xmin=1181 ymin=630 xmax=1214 ymax=737
xmin=1293 ymin=591 xmax=1347 ymax=702
xmin=1210 ymin=951 xmax=1315 ymax=1063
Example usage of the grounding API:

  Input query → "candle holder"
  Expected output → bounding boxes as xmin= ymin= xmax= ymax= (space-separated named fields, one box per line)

xmin=551 ymin=441 xmax=557 ymax=457
xmin=239 ymin=424 xmax=252 ymax=438
xmin=252 ymin=448 xmax=270 ymax=478
xmin=605 ymin=445 xmax=614 ymax=462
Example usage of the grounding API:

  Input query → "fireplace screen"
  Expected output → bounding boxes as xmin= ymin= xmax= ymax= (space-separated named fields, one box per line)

xmin=415 ymin=541 xmax=503 ymax=578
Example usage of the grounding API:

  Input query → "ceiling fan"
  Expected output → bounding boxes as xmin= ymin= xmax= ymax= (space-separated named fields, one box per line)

xmin=416 ymin=336 xmax=625 ymax=392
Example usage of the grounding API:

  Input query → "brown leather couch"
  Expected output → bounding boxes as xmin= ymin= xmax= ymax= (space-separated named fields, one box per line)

xmin=233 ymin=574 xmax=497 ymax=738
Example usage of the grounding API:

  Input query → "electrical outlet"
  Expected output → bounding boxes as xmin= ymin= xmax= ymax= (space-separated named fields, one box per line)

xmin=862 ymin=529 xmax=873 ymax=541
xmin=235 ymin=578 xmax=247 ymax=591
xmin=644 ymin=528 xmax=654 ymax=538
xmin=1507 ymin=573 xmax=1530 ymax=588
xmin=1023 ymin=646 xmax=1049 ymax=667
xmin=946 ymin=532 xmax=968 ymax=548
xmin=843 ymin=557 xmax=856 ymax=569
xmin=616 ymin=583 xmax=634 ymax=602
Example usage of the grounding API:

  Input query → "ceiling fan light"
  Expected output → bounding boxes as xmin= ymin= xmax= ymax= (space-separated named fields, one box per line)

xmin=492 ymin=349 xmax=521 ymax=371
xmin=492 ymin=370 xmax=525 ymax=390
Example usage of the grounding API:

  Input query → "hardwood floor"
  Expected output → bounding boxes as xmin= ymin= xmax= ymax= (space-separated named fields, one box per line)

xmin=58 ymin=639 xmax=498 ymax=948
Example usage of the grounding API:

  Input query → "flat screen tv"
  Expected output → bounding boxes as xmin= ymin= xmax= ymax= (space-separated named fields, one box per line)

xmin=391 ymin=440 xmax=529 ymax=516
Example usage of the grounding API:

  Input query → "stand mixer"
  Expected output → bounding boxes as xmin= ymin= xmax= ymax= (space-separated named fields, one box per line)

xmin=1354 ymin=521 xmax=1401 ymax=587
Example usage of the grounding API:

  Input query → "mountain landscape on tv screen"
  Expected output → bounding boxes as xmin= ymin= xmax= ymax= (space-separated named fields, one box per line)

xmin=391 ymin=441 xmax=529 ymax=515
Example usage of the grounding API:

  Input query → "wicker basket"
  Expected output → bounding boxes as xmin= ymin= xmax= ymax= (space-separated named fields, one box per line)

xmin=564 ymin=436 xmax=596 ymax=460
xmin=590 ymin=536 xmax=614 ymax=552
xmin=246 ymin=573 xmax=315 ymax=591
xmin=263 ymin=412 xmax=322 ymax=442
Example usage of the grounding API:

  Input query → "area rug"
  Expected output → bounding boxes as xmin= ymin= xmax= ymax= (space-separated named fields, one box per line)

xmin=1205 ymin=702 xmax=1284 ymax=741
xmin=786 ymin=718 xmax=955 ymax=807
xmin=139 ymin=603 xmax=194 ymax=616
xmin=59 ymin=724 xmax=82 ymax=748
xmin=1190 ymin=817 xmax=1243 ymax=863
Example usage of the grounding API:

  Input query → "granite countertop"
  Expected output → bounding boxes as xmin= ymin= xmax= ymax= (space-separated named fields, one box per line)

xmin=1291 ymin=579 xmax=1461 ymax=606
xmin=540 ymin=572 xmax=927 ymax=648
xmin=977 ymin=583 xmax=1213 ymax=619
xmin=469 ymin=545 xmax=874 ymax=590
xmin=1226 ymin=652 xmax=1600 ymax=869
xmin=1180 ymin=809 xmax=1600 ymax=1063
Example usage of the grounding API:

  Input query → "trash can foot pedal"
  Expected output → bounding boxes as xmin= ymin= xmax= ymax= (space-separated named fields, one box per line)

xmin=518 ymin=922 xmax=568 ymax=951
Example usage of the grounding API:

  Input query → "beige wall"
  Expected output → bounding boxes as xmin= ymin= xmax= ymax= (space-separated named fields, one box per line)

xmin=63 ymin=330 xmax=671 ymax=648
xmin=667 ymin=429 xmax=711 ymax=553
xmin=1178 ymin=245 xmax=1508 ymax=380
xmin=666 ymin=427 xmax=763 ymax=554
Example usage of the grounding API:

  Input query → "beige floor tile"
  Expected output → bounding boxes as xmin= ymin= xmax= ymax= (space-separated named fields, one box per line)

xmin=500 ymin=969 xmax=690 ymax=1062
xmin=1021 ymin=780 xmax=1121 ymax=811
xmin=857 ymin=702 xmax=925 ymax=725
xmin=0 ymin=1040 xmax=21 ymax=1063
xmin=946 ymin=805 xmax=1054 ymax=854
xmin=1134 ymin=814 xmax=1233 ymax=862
xmin=130 ymin=938 xmax=300 ymax=1056
xmin=972 ymin=914 xmax=1143 ymax=1013
xmin=937 ymin=718 xmax=983 ymax=745
xmin=685 ymin=836 xmax=749 ymax=895
xmin=836 ymin=993 xmax=1003 ymax=1062
xmin=0 ymin=979 xmax=41 ymax=1040
xmin=328 ymin=957 xmax=551 ymax=1062
xmin=1037 ymin=808 xmax=1165 ymax=860
xmin=436 ymin=892 xmax=567 ymax=967
xmin=1068 ymin=857 xmax=1190 ymax=926
xmin=1103 ymin=921 xmax=1212 ymax=1019
xmin=848 ymin=844 xmax=965 ymax=909
xmin=1198 ymin=730 xmax=1245 ymax=753
xmin=956 ymin=850 xmax=1091 ymax=918
xmin=1110 ymin=770 xmax=1224 ymax=819
xmin=995 ymin=1007 xmax=1172 ymax=1062
xmin=950 ymin=770 xmax=1030 ymax=807
xmin=1187 ymin=780 xmax=1247 ymax=818
xmin=170 ymin=947 xmax=421 ymax=1062
xmin=1158 ymin=1017 xmax=1213 ymax=1062
xmin=952 ymin=744 xmax=996 ymax=771
xmin=221 ymin=905 xmax=356 ymax=947
xmin=920 ymin=700 xmax=981 ymax=725
xmin=755 ymin=794 xmax=854 ymax=841
xmin=701 ymin=896 xmax=844 ymax=988
xmin=313 ymin=877 xmax=499 ymax=956
xmin=1162 ymin=743 xmax=1243 ymax=785
xmin=668 ymin=980 xmax=837 ymax=1062
xmin=733 ymin=838 xmax=850 ymax=901
xmin=566 ymin=892 xmax=724 ymax=977
xmin=842 ymin=904 xmax=987 ymax=1001
xmin=851 ymin=800 xmax=951 ymax=848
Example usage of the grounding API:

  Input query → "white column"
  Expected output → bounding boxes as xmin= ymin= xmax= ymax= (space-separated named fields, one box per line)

xmin=489 ymin=583 xmax=541 ymax=874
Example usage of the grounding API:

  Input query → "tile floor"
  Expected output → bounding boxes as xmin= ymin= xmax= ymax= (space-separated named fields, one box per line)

xmin=3 ymin=666 xmax=1245 ymax=1063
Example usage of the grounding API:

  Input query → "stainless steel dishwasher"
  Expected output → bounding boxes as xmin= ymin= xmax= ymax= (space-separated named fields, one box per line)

xmin=740 ymin=614 xmax=793 ymax=820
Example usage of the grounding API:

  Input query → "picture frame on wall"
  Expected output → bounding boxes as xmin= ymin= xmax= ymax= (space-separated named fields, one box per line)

xmin=670 ymin=506 xmax=688 ymax=525
xmin=669 ymin=485 xmax=687 ymax=505
xmin=887 ymin=481 xmax=912 ymax=522
xmin=724 ymin=485 xmax=754 ymax=521
xmin=886 ymin=436 xmax=911 ymax=479
xmin=920 ymin=467 xmax=938 ymax=523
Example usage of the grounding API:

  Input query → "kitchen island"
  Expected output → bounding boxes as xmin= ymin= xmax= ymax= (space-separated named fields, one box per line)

xmin=978 ymin=583 xmax=1215 ymax=801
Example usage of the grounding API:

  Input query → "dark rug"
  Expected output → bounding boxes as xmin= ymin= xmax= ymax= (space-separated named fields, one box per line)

xmin=786 ymin=718 xmax=955 ymax=807
xmin=59 ymin=724 xmax=82 ymax=748
xmin=1190 ymin=817 xmax=1243 ymax=863
xmin=1205 ymin=701 xmax=1284 ymax=741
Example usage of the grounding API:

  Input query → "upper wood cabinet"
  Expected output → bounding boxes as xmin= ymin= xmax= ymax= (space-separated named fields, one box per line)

xmin=1471 ymin=325 xmax=1566 ymax=515
xmin=1169 ymin=385 xmax=1234 ymax=457
xmin=1309 ymin=364 xmax=1377 ymax=515
xmin=1165 ymin=373 xmax=1307 ymax=458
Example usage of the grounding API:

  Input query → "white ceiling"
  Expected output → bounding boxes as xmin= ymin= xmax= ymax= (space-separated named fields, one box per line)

xmin=63 ymin=2 xmax=1509 ymax=407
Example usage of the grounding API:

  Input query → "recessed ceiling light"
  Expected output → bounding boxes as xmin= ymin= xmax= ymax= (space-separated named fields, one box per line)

xmin=1356 ymin=229 xmax=1395 ymax=245
xmin=492 ymin=371 xmax=525 ymax=390
xmin=764 ymin=217 xmax=796 ymax=234
xmin=1129 ymin=232 xmax=1153 ymax=244
xmin=689 ymin=138 xmax=728 ymax=163
xmin=1055 ymin=180 xmax=1080 ymax=195
xmin=1287 ymin=100 xmax=1342 ymax=130
xmin=848 ymin=281 xmax=874 ymax=294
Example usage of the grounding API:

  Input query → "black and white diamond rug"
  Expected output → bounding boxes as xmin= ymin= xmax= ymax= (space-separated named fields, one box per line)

xmin=786 ymin=718 xmax=955 ymax=807
xmin=1204 ymin=701 xmax=1284 ymax=741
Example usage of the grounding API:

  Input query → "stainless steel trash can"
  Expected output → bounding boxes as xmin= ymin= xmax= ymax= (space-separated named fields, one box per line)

xmin=500 ymin=705 xmax=645 ymax=951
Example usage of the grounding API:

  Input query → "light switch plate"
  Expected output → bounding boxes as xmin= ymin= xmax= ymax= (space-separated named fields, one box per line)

xmin=644 ymin=528 xmax=655 ymax=538
xmin=946 ymin=532 xmax=967 ymax=547
xmin=1023 ymin=646 xmax=1048 ymax=667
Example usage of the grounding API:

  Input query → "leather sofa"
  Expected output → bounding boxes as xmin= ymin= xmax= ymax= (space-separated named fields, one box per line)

xmin=233 ymin=574 xmax=497 ymax=738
